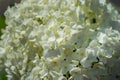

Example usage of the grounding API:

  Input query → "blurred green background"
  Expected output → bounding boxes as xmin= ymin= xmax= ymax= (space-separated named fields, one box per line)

xmin=0 ymin=16 xmax=5 ymax=37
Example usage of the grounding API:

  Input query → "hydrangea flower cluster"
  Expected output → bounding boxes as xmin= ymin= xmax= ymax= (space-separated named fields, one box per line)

xmin=0 ymin=0 xmax=120 ymax=80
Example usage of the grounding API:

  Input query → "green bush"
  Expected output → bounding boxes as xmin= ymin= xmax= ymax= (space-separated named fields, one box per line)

xmin=0 ymin=16 xmax=6 ymax=38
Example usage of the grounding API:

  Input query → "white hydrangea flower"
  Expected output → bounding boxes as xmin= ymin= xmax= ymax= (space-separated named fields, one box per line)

xmin=69 ymin=67 xmax=84 ymax=80
xmin=0 ymin=47 xmax=5 ymax=58
xmin=0 ymin=0 xmax=120 ymax=80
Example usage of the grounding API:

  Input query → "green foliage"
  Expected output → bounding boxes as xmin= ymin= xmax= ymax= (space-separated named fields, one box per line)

xmin=0 ymin=71 xmax=7 ymax=80
xmin=0 ymin=16 xmax=6 ymax=37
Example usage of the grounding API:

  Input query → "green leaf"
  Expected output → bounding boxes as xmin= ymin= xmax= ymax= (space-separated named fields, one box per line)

xmin=0 ymin=16 xmax=6 ymax=37
xmin=0 ymin=71 xmax=7 ymax=80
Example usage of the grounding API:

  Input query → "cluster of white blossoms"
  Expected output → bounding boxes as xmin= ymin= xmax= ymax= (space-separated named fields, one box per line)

xmin=0 ymin=0 xmax=120 ymax=80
